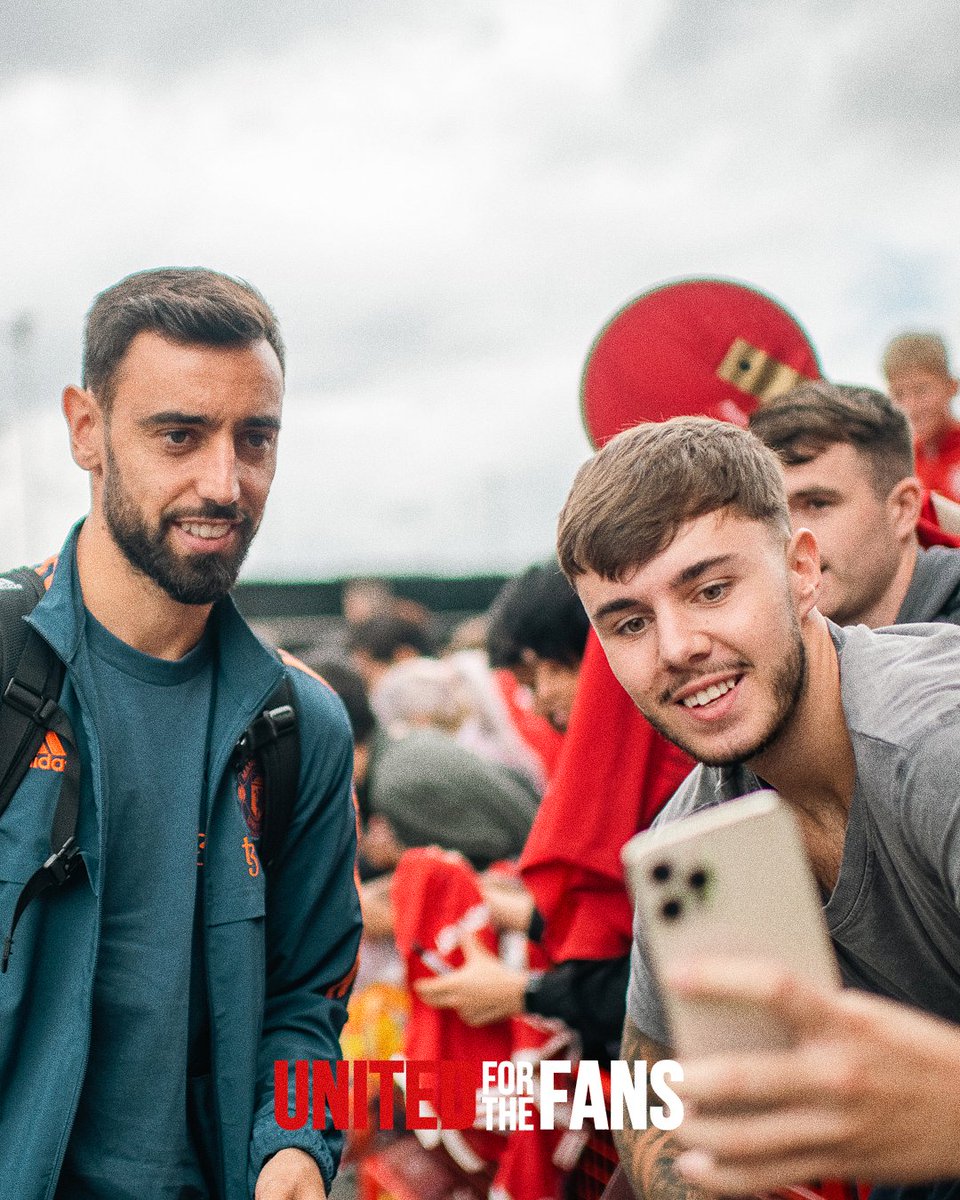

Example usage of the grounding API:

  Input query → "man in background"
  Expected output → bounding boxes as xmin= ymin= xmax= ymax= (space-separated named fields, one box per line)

xmin=347 ymin=612 xmax=434 ymax=691
xmin=882 ymin=331 xmax=960 ymax=502
xmin=486 ymin=560 xmax=590 ymax=733
xmin=749 ymin=380 xmax=960 ymax=626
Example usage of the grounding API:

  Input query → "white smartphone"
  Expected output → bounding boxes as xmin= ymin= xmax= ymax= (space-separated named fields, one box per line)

xmin=621 ymin=791 xmax=839 ymax=1056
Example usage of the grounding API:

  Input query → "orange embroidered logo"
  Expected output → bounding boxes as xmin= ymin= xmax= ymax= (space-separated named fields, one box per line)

xmin=236 ymin=758 xmax=264 ymax=837
xmin=242 ymin=836 xmax=261 ymax=878
xmin=30 ymin=732 xmax=67 ymax=773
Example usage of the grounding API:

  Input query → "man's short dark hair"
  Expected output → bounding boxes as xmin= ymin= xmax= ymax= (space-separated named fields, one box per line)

xmin=558 ymin=418 xmax=790 ymax=582
xmin=749 ymin=381 xmax=915 ymax=498
xmin=82 ymin=267 xmax=285 ymax=411
xmin=486 ymin=561 xmax=589 ymax=669
xmin=348 ymin=614 xmax=433 ymax=663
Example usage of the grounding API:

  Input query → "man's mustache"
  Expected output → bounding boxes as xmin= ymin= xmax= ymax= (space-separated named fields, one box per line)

xmin=163 ymin=502 xmax=251 ymax=525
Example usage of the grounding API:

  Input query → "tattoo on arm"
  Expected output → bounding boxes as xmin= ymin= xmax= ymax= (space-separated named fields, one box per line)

xmin=612 ymin=1019 xmax=707 ymax=1200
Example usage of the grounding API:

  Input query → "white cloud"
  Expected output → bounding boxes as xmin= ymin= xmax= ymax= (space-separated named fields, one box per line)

xmin=2 ymin=1 xmax=959 ymax=575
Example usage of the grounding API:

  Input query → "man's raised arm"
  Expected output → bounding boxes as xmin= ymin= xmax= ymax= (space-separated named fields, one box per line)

xmin=613 ymin=1018 xmax=711 ymax=1200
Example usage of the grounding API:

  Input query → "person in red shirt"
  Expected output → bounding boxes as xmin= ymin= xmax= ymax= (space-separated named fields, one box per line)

xmin=882 ymin=331 xmax=960 ymax=502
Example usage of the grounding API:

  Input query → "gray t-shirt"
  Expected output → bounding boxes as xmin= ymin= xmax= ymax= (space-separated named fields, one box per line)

xmin=627 ymin=620 xmax=960 ymax=1049
xmin=897 ymin=545 xmax=960 ymax=625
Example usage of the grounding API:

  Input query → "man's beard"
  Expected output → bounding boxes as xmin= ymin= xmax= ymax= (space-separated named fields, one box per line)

xmin=643 ymin=617 xmax=808 ymax=769
xmin=103 ymin=449 xmax=257 ymax=605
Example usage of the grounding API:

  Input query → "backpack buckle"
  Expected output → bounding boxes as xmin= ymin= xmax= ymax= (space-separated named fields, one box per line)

xmin=233 ymin=703 xmax=296 ymax=767
xmin=3 ymin=679 xmax=58 ymax=725
xmin=263 ymin=704 xmax=296 ymax=735
xmin=43 ymin=836 xmax=81 ymax=886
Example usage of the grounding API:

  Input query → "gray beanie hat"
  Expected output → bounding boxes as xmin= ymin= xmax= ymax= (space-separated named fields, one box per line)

xmin=368 ymin=729 xmax=537 ymax=868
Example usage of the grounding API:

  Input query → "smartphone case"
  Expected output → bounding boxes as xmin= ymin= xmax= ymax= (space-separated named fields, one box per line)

xmin=621 ymin=791 xmax=839 ymax=1055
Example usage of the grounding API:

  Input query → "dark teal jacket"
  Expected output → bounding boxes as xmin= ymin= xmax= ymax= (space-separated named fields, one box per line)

xmin=0 ymin=527 xmax=362 ymax=1200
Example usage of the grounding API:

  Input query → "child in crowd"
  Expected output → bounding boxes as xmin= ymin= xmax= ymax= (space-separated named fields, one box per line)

xmin=882 ymin=331 xmax=960 ymax=501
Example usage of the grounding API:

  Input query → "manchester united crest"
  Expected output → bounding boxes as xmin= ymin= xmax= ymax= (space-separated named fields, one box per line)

xmin=236 ymin=757 xmax=265 ymax=838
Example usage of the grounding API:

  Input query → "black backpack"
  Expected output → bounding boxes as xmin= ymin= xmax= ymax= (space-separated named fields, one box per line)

xmin=0 ymin=565 xmax=299 ymax=971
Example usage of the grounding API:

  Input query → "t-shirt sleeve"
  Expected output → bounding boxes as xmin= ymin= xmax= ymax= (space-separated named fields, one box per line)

xmin=900 ymin=719 xmax=960 ymax=910
xmin=625 ymin=897 xmax=671 ymax=1048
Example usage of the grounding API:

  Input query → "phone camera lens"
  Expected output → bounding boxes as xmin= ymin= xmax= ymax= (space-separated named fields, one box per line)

xmin=651 ymin=861 xmax=672 ymax=883
xmin=661 ymin=898 xmax=682 ymax=921
xmin=688 ymin=868 xmax=709 ymax=891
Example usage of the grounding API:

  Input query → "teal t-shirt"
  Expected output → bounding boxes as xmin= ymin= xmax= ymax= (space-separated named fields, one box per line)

xmin=56 ymin=611 xmax=215 ymax=1200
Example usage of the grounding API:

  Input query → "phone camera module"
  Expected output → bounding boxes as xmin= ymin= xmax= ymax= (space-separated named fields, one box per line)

xmin=660 ymin=898 xmax=683 ymax=921
xmin=688 ymin=868 xmax=710 ymax=892
xmin=651 ymin=861 xmax=672 ymax=883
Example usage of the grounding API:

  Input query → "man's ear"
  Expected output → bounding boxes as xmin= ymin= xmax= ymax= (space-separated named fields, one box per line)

xmin=787 ymin=527 xmax=821 ymax=618
xmin=62 ymin=385 xmax=105 ymax=473
xmin=887 ymin=476 xmax=924 ymax=541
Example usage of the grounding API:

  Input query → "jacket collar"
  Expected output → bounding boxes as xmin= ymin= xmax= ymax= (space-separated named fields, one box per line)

xmin=29 ymin=518 xmax=283 ymax=713
xmin=896 ymin=544 xmax=960 ymax=625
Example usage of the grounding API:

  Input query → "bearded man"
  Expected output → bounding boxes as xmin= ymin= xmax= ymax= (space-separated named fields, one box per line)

xmin=0 ymin=269 xmax=361 ymax=1200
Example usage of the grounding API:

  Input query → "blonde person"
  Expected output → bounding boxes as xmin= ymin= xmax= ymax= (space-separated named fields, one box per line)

xmin=882 ymin=331 xmax=960 ymax=502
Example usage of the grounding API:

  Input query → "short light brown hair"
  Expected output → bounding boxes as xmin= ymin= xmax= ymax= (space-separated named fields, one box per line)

xmin=557 ymin=416 xmax=791 ymax=581
xmin=881 ymin=332 xmax=952 ymax=381
xmin=82 ymin=267 xmax=285 ymax=411
xmin=749 ymin=381 xmax=915 ymax=498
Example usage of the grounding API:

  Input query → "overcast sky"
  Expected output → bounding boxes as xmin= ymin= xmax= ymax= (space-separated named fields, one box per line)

xmin=2 ymin=1 xmax=959 ymax=577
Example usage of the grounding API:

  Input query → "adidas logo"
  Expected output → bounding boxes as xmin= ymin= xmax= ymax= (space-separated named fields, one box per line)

xmin=31 ymin=732 xmax=67 ymax=773
xmin=0 ymin=578 xmax=23 ymax=591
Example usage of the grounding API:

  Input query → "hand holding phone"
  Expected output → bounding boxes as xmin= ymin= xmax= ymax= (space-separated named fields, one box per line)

xmin=622 ymin=791 xmax=839 ymax=1056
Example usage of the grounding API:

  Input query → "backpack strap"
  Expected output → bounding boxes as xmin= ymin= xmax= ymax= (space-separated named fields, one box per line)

xmin=0 ymin=567 xmax=82 ymax=972
xmin=233 ymin=674 xmax=299 ymax=874
xmin=0 ymin=568 xmax=50 ymax=697
xmin=0 ymin=568 xmax=64 ymax=818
